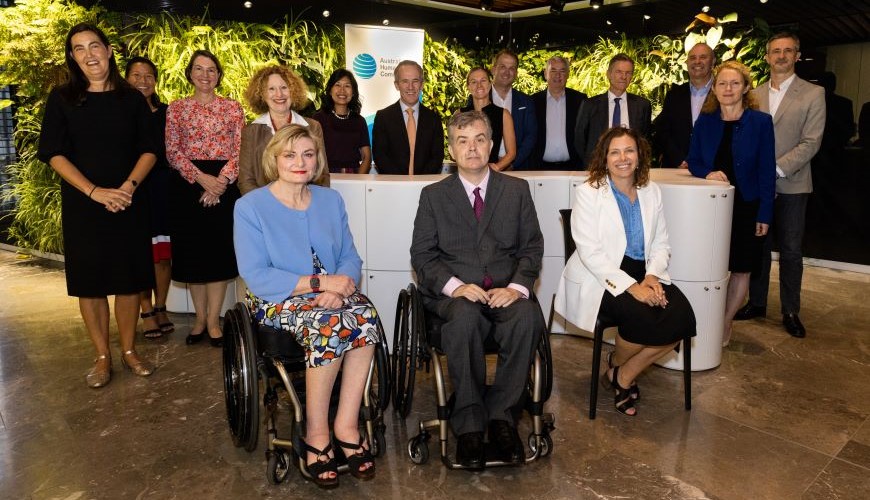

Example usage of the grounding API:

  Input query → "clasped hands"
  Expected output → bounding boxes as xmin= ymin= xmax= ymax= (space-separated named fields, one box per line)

xmin=627 ymin=275 xmax=668 ymax=308
xmin=452 ymin=283 xmax=521 ymax=308
xmin=310 ymin=274 xmax=356 ymax=309
xmin=197 ymin=171 xmax=229 ymax=207
xmin=92 ymin=181 xmax=134 ymax=213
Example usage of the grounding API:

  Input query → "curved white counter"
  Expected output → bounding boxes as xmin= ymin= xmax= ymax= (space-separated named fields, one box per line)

xmin=167 ymin=169 xmax=733 ymax=370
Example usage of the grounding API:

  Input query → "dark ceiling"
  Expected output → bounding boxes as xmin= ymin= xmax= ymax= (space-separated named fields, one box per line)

xmin=75 ymin=0 xmax=870 ymax=50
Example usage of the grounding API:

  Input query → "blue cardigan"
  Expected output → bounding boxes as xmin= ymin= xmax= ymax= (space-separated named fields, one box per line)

xmin=233 ymin=184 xmax=362 ymax=303
xmin=686 ymin=108 xmax=776 ymax=224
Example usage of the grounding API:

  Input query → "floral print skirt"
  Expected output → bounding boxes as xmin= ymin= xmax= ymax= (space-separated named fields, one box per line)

xmin=247 ymin=291 xmax=380 ymax=368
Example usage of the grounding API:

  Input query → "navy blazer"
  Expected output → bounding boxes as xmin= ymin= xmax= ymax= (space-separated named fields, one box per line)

xmin=686 ymin=109 xmax=777 ymax=224
xmin=653 ymin=82 xmax=694 ymax=168
xmin=573 ymin=92 xmax=652 ymax=168
xmin=491 ymin=88 xmax=537 ymax=170
xmin=372 ymin=100 xmax=444 ymax=175
xmin=530 ymin=87 xmax=586 ymax=169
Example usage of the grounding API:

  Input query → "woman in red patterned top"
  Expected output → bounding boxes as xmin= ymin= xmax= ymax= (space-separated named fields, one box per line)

xmin=166 ymin=49 xmax=244 ymax=347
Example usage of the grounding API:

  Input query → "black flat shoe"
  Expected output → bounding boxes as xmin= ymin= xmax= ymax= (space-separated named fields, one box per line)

xmin=783 ymin=313 xmax=806 ymax=338
xmin=209 ymin=336 xmax=224 ymax=348
xmin=734 ymin=303 xmax=766 ymax=321
xmin=487 ymin=420 xmax=524 ymax=464
xmin=456 ymin=432 xmax=485 ymax=470
xmin=185 ymin=329 xmax=206 ymax=345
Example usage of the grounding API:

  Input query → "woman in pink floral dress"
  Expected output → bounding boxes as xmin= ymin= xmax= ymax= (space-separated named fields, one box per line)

xmin=166 ymin=49 xmax=244 ymax=347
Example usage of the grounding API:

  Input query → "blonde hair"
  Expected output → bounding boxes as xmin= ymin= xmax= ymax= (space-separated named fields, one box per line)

xmin=700 ymin=60 xmax=759 ymax=114
xmin=244 ymin=65 xmax=309 ymax=114
xmin=261 ymin=125 xmax=327 ymax=184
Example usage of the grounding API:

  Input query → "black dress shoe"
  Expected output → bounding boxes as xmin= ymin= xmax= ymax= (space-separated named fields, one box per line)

xmin=185 ymin=329 xmax=206 ymax=345
xmin=456 ymin=432 xmax=485 ymax=470
xmin=734 ymin=303 xmax=767 ymax=321
xmin=783 ymin=314 xmax=806 ymax=338
xmin=487 ymin=420 xmax=524 ymax=464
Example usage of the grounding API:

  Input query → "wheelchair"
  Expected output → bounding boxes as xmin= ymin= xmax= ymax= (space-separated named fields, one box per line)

xmin=392 ymin=283 xmax=555 ymax=469
xmin=222 ymin=301 xmax=391 ymax=484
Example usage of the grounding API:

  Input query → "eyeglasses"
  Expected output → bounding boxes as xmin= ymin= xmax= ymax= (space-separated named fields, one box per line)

xmin=768 ymin=47 xmax=797 ymax=56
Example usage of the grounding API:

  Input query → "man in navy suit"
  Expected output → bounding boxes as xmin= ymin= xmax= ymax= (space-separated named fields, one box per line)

xmin=411 ymin=111 xmax=544 ymax=470
xmin=372 ymin=60 xmax=444 ymax=175
xmin=653 ymin=43 xmax=715 ymax=168
xmin=531 ymin=56 xmax=586 ymax=170
xmin=490 ymin=49 xmax=537 ymax=170
xmin=573 ymin=53 xmax=652 ymax=168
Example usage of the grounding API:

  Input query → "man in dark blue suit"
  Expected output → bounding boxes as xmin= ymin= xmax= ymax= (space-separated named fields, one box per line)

xmin=411 ymin=111 xmax=544 ymax=470
xmin=531 ymin=56 xmax=586 ymax=170
xmin=653 ymin=43 xmax=715 ymax=168
xmin=490 ymin=49 xmax=537 ymax=170
xmin=573 ymin=53 xmax=651 ymax=168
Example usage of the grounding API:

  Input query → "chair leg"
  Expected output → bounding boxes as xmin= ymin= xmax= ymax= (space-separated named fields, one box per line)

xmin=683 ymin=336 xmax=692 ymax=411
xmin=589 ymin=320 xmax=604 ymax=420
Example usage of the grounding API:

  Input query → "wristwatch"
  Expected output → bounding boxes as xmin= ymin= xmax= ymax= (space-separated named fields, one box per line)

xmin=309 ymin=275 xmax=321 ymax=293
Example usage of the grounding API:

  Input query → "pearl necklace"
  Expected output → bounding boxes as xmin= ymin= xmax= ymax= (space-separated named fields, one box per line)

xmin=332 ymin=110 xmax=351 ymax=120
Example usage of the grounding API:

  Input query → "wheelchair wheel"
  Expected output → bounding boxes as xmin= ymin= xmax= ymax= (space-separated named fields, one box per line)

xmin=372 ymin=319 xmax=392 ymax=413
xmin=528 ymin=431 xmax=553 ymax=458
xmin=392 ymin=285 xmax=419 ymax=419
xmin=407 ymin=435 xmax=429 ymax=465
xmin=222 ymin=303 xmax=260 ymax=452
xmin=371 ymin=424 xmax=387 ymax=458
xmin=539 ymin=329 xmax=554 ymax=403
xmin=266 ymin=449 xmax=291 ymax=484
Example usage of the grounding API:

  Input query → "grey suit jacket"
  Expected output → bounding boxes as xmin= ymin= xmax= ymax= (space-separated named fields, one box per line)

xmin=573 ymin=92 xmax=652 ymax=168
xmin=752 ymin=77 xmax=826 ymax=194
xmin=410 ymin=170 xmax=544 ymax=303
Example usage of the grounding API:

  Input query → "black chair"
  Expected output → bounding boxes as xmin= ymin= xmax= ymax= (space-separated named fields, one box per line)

xmin=549 ymin=208 xmax=692 ymax=419
xmin=393 ymin=284 xmax=555 ymax=468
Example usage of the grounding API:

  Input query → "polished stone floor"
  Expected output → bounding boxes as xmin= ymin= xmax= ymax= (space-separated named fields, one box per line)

xmin=1 ymin=249 xmax=868 ymax=499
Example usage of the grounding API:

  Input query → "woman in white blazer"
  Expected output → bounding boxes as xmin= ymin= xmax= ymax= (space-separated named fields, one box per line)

xmin=555 ymin=127 xmax=696 ymax=416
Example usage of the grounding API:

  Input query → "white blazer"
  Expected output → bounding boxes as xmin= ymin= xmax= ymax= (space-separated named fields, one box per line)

xmin=554 ymin=177 xmax=672 ymax=332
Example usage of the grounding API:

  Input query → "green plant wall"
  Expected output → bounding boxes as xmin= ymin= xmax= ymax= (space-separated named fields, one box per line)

xmin=0 ymin=0 xmax=770 ymax=255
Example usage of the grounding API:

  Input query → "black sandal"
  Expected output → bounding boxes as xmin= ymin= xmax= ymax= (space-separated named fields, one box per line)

xmin=153 ymin=306 xmax=175 ymax=333
xmin=602 ymin=365 xmax=636 ymax=417
xmin=335 ymin=435 xmax=375 ymax=480
xmin=140 ymin=310 xmax=163 ymax=339
xmin=607 ymin=351 xmax=640 ymax=401
xmin=303 ymin=441 xmax=339 ymax=489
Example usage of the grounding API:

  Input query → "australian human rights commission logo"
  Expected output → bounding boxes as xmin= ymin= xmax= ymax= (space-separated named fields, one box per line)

xmin=352 ymin=53 xmax=378 ymax=79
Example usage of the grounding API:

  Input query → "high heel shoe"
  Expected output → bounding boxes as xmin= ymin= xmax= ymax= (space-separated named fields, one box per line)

xmin=303 ymin=441 xmax=339 ymax=489
xmin=335 ymin=435 xmax=376 ymax=480
xmin=607 ymin=351 xmax=640 ymax=401
xmin=152 ymin=305 xmax=175 ymax=333
xmin=86 ymin=354 xmax=112 ymax=388
xmin=121 ymin=350 xmax=154 ymax=377
xmin=603 ymin=365 xmax=636 ymax=417
xmin=185 ymin=327 xmax=206 ymax=345
xmin=140 ymin=310 xmax=163 ymax=339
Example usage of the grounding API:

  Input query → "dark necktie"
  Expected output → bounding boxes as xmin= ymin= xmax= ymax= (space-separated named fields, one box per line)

xmin=612 ymin=97 xmax=622 ymax=127
xmin=472 ymin=187 xmax=493 ymax=289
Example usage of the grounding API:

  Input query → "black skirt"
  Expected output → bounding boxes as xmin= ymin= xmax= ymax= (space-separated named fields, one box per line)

xmin=599 ymin=256 xmax=696 ymax=346
xmin=170 ymin=160 xmax=239 ymax=283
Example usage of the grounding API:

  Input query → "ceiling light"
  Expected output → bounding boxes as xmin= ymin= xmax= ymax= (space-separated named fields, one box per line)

xmin=606 ymin=20 xmax=612 ymax=25
xmin=590 ymin=0 xmax=604 ymax=9
xmin=760 ymin=0 xmax=769 ymax=3
xmin=322 ymin=10 xmax=330 ymax=18
xmin=480 ymin=0 xmax=493 ymax=11
xmin=702 ymin=5 xmax=710 ymax=12
xmin=243 ymin=1 xmax=252 ymax=8
xmin=550 ymin=0 xmax=566 ymax=14
xmin=382 ymin=19 xmax=390 ymax=26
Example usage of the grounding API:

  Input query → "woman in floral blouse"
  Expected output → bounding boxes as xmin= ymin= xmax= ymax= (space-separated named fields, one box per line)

xmin=166 ymin=49 xmax=244 ymax=347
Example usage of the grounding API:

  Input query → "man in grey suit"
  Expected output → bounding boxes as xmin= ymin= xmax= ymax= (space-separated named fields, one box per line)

xmin=574 ymin=53 xmax=652 ymax=168
xmin=735 ymin=32 xmax=826 ymax=338
xmin=410 ymin=111 xmax=544 ymax=470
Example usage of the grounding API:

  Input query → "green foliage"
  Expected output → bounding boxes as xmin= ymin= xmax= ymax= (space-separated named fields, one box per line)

xmin=0 ymin=0 xmax=772 ymax=254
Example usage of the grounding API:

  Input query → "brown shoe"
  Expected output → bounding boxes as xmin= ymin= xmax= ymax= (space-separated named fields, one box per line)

xmin=121 ymin=350 xmax=154 ymax=377
xmin=86 ymin=354 xmax=112 ymax=388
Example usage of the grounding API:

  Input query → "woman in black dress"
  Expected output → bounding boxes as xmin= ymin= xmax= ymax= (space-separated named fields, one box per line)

xmin=459 ymin=67 xmax=516 ymax=171
xmin=126 ymin=56 xmax=174 ymax=339
xmin=311 ymin=69 xmax=372 ymax=174
xmin=687 ymin=61 xmax=776 ymax=346
xmin=37 ymin=23 xmax=157 ymax=388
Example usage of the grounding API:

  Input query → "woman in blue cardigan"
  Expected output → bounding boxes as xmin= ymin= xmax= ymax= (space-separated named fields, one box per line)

xmin=687 ymin=60 xmax=776 ymax=347
xmin=234 ymin=125 xmax=379 ymax=488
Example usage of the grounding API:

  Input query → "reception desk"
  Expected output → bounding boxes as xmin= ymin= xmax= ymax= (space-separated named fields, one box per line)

xmin=168 ymin=169 xmax=733 ymax=371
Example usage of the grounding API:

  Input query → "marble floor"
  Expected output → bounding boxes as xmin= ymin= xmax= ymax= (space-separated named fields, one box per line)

xmin=0 ymin=249 xmax=868 ymax=499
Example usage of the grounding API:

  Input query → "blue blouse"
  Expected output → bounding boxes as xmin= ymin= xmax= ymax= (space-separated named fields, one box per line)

xmin=233 ymin=184 xmax=363 ymax=303
xmin=611 ymin=182 xmax=645 ymax=261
